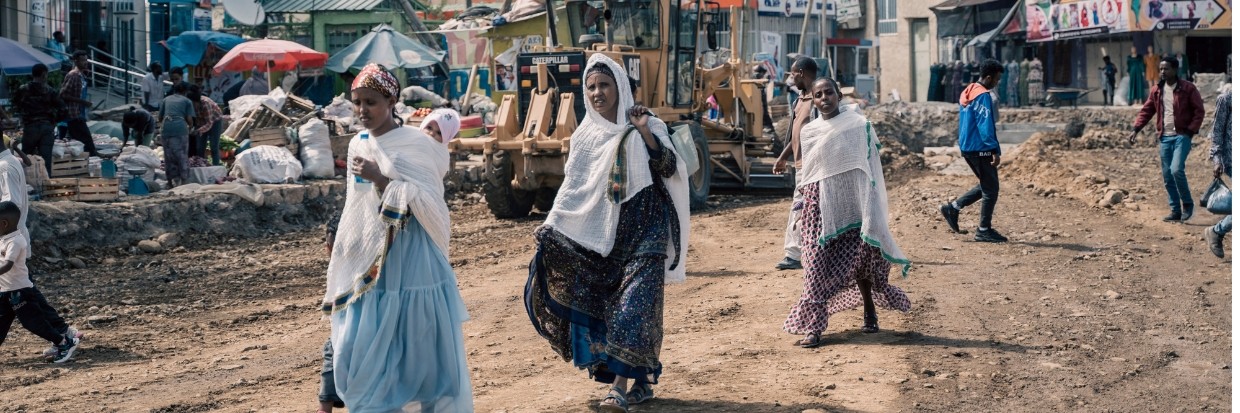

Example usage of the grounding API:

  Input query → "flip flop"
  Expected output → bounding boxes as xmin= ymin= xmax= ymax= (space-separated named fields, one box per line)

xmin=599 ymin=386 xmax=629 ymax=413
xmin=795 ymin=331 xmax=824 ymax=348
xmin=627 ymin=382 xmax=654 ymax=405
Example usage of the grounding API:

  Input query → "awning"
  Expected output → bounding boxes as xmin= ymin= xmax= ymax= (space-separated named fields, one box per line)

xmin=933 ymin=0 xmax=1017 ymax=38
xmin=965 ymin=0 xmax=1021 ymax=47
xmin=263 ymin=0 xmax=385 ymax=13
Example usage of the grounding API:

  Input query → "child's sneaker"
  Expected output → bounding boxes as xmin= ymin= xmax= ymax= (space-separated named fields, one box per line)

xmin=51 ymin=336 xmax=79 ymax=363
xmin=41 ymin=327 xmax=82 ymax=359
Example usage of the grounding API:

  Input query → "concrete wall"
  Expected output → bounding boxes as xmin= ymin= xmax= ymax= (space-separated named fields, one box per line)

xmin=872 ymin=0 xmax=938 ymax=103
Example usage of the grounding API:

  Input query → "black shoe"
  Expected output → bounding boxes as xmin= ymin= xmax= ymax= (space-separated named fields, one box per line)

xmin=1205 ymin=227 xmax=1225 ymax=258
xmin=775 ymin=257 xmax=802 ymax=270
xmin=1163 ymin=212 xmax=1182 ymax=222
xmin=974 ymin=228 xmax=1009 ymax=243
xmin=939 ymin=204 xmax=961 ymax=233
xmin=1181 ymin=205 xmax=1195 ymax=223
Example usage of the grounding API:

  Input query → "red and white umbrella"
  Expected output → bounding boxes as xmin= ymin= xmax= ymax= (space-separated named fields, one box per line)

xmin=212 ymin=39 xmax=328 ymax=74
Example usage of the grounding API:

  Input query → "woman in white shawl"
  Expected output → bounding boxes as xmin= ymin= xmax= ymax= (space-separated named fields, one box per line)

xmin=777 ymin=78 xmax=911 ymax=348
xmin=322 ymin=64 xmax=472 ymax=413
xmin=525 ymin=54 xmax=691 ymax=413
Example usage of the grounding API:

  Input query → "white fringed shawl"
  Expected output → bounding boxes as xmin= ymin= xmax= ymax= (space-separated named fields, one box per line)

xmin=798 ymin=110 xmax=911 ymax=276
xmin=542 ymin=54 xmax=691 ymax=283
xmin=322 ymin=125 xmax=452 ymax=314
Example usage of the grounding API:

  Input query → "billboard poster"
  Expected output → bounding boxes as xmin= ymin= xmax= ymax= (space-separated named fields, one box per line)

xmin=1026 ymin=0 xmax=1132 ymax=42
xmin=757 ymin=0 xmax=830 ymax=17
xmin=1133 ymin=0 xmax=1230 ymax=30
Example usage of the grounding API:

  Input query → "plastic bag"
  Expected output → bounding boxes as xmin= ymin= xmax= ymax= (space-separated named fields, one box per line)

xmin=1205 ymin=178 xmax=1231 ymax=215
xmin=669 ymin=124 xmax=700 ymax=176
xmin=1201 ymin=177 xmax=1227 ymax=207
xmin=298 ymin=118 xmax=335 ymax=178
xmin=1114 ymin=75 xmax=1130 ymax=106
xmin=233 ymin=145 xmax=303 ymax=184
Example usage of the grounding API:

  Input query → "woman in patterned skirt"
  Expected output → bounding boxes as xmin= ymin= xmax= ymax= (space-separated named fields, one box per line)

xmin=777 ymin=78 xmax=911 ymax=348
xmin=525 ymin=54 xmax=691 ymax=413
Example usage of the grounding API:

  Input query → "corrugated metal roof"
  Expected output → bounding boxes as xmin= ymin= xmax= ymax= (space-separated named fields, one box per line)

xmin=929 ymin=0 xmax=1004 ymax=12
xmin=263 ymin=0 xmax=388 ymax=13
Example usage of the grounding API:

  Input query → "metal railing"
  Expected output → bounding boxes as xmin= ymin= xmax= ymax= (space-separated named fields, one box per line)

xmin=87 ymin=45 xmax=145 ymax=109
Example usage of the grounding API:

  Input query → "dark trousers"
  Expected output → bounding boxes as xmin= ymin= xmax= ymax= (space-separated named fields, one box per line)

xmin=65 ymin=118 xmax=100 ymax=157
xmin=28 ymin=285 xmax=70 ymax=335
xmin=954 ymin=154 xmax=1001 ymax=229
xmin=198 ymin=120 xmax=223 ymax=165
xmin=319 ymin=339 xmax=345 ymax=407
xmin=0 ymin=288 xmax=67 ymax=346
xmin=22 ymin=121 xmax=55 ymax=175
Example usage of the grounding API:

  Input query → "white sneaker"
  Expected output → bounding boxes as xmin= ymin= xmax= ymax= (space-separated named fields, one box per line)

xmin=51 ymin=336 xmax=80 ymax=363
xmin=41 ymin=327 xmax=82 ymax=358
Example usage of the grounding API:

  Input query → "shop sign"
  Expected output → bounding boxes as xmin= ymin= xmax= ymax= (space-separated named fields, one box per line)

xmin=758 ymin=0 xmax=830 ymax=17
xmin=1026 ymin=0 xmax=1132 ymax=42
xmin=1135 ymin=0 xmax=1230 ymax=30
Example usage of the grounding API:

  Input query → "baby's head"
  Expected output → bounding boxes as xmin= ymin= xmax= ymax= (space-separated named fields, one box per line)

xmin=0 ymin=201 xmax=20 ymax=236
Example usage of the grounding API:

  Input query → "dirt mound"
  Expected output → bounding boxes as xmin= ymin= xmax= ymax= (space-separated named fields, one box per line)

xmin=879 ymin=137 xmax=926 ymax=180
xmin=865 ymin=101 xmax=959 ymax=153
xmin=1004 ymin=131 xmax=1139 ymax=209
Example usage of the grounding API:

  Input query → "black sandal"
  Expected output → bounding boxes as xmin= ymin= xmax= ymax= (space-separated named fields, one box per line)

xmin=862 ymin=312 xmax=879 ymax=333
xmin=795 ymin=331 xmax=825 ymax=348
xmin=627 ymin=382 xmax=654 ymax=405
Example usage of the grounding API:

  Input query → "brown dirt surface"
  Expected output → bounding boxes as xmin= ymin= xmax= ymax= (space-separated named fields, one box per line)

xmin=1 ymin=106 xmax=1230 ymax=412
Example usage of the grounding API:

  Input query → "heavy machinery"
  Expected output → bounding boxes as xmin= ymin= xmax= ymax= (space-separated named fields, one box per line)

xmin=450 ymin=0 xmax=793 ymax=218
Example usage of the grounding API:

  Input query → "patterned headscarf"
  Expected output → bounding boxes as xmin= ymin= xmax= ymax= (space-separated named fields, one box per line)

xmin=420 ymin=108 xmax=461 ymax=147
xmin=351 ymin=63 xmax=400 ymax=98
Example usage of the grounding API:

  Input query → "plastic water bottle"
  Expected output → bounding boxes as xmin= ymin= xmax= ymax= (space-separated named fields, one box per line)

xmin=354 ymin=132 xmax=373 ymax=191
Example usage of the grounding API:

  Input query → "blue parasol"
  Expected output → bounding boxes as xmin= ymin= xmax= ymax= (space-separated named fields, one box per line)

xmin=326 ymin=24 xmax=446 ymax=72
xmin=0 ymin=36 xmax=61 ymax=76
xmin=162 ymin=31 xmax=247 ymax=67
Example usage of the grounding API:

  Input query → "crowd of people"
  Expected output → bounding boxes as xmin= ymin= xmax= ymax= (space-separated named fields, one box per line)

xmin=0 ymin=46 xmax=1230 ymax=412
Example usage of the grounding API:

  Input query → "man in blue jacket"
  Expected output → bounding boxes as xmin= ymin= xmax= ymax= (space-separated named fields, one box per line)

xmin=940 ymin=59 xmax=1007 ymax=243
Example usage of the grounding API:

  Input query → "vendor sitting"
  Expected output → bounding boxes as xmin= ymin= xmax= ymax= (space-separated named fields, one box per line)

xmin=122 ymin=107 xmax=156 ymax=148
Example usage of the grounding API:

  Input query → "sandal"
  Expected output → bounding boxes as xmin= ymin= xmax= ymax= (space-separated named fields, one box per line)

xmin=627 ymin=382 xmax=654 ymax=405
xmin=598 ymin=386 xmax=629 ymax=413
xmin=862 ymin=312 xmax=879 ymax=334
xmin=794 ymin=331 xmax=825 ymax=348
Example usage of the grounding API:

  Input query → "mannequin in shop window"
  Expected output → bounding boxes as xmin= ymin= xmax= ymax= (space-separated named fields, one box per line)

xmin=1019 ymin=57 xmax=1031 ymax=107
xmin=1028 ymin=57 xmax=1044 ymax=105
xmin=1176 ymin=52 xmax=1191 ymax=82
xmin=1127 ymin=46 xmax=1148 ymax=105
xmin=1144 ymin=46 xmax=1160 ymax=89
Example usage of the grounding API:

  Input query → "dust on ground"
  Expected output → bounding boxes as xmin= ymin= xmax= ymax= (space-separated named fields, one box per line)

xmin=0 ymin=103 xmax=1230 ymax=412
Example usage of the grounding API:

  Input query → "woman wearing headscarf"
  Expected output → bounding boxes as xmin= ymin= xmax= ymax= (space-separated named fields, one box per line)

xmin=777 ymin=78 xmax=911 ymax=348
xmin=323 ymin=63 xmax=472 ymax=413
xmin=525 ymin=54 xmax=691 ymax=413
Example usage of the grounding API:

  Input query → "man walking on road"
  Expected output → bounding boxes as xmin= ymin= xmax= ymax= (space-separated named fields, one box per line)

xmin=1128 ymin=57 xmax=1205 ymax=223
xmin=940 ymin=59 xmax=1008 ymax=243
xmin=1204 ymin=86 xmax=1230 ymax=258
xmin=58 ymin=51 xmax=101 ymax=158
xmin=11 ymin=63 xmax=63 ymax=175
xmin=772 ymin=56 xmax=819 ymax=270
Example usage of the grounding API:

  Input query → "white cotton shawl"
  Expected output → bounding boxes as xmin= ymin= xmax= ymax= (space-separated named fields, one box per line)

xmin=322 ymin=125 xmax=452 ymax=314
xmin=542 ymin=54 xmax=692 ymax=283
xmin=798 ymin=110 xmax=911 ymax=276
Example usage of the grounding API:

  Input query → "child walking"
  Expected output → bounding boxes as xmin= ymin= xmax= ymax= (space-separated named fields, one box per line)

xmin=0 ymin=201 xmax=80 ymax=363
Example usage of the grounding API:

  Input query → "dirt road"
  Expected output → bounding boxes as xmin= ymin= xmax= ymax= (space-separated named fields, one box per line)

xmin=1 ymin=134 xmax=1230 ymax=412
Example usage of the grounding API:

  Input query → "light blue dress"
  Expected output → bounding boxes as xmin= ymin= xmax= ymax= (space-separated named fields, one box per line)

xmin=330 ymin=216 xmax=473 ymax=413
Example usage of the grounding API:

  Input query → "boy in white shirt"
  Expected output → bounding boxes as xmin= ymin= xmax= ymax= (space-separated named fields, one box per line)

xmin=0 ymin=201 xmax=79 ymax=363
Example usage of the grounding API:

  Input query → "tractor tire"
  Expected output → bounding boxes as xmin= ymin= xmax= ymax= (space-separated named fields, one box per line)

xmin=482 ymin=151 xmax=535 ymax=218
xmin=534 ymin=187 xmax=558 ymax=212
xmin=673 ymin=121 xmax=712 ymax=211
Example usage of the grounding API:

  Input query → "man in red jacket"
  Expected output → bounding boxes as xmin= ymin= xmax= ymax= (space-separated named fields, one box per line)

xmin=1128 ymin=56 xmax=1205 ymax=223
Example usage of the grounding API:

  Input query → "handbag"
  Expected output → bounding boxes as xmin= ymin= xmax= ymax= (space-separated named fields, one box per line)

xmin=1206 ymin=179 xmax=1231 ymax=215
xmin=1200 ymin=177 xmax=1227 ymax=207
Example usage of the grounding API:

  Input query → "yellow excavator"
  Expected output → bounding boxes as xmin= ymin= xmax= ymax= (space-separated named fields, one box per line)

xmin=450 ymin=0 xmax=793 ymax=218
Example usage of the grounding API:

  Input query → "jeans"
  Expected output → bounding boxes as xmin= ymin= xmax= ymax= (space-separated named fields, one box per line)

xmin=319 ymin=339 xmax=345 ymax=407
xmin=21 ymin=121 xmax=55 ymax=175
xmin=1159 ymin=134 xmax=1194 ymax=213
xmin=199 ymin=120 xmax=223 ymax=165
xmin=28 ymin=285 xmax=70 ymax=335
xmin=0 ymin=288 xmax=67 ymax=346
xmin=954 ymin=155 xmax=1001 ymax=229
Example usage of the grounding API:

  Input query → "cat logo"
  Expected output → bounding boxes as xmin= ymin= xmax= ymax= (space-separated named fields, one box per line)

xmin=626 ymin=58 xmax=641 ymax=83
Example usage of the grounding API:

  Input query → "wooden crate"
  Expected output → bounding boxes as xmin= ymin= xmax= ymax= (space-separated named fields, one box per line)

xmin=42 ymin=178 xmax=120 ymax=202
xmin=51 ymin=156 xmax=89 ymax=178
xmin=73 ymin=178 xmax=120 ymax=202
xmin=41 ymin=178 xmax=78 ymax=202
xmin=250 ymin=127 xmax=289 ymax=147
